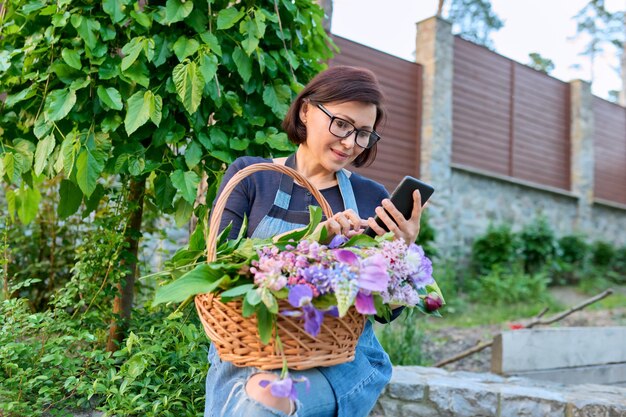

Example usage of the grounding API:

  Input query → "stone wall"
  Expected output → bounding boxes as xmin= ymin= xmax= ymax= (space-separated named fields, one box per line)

xmin=371 ymin=366 xmax=626 ymax=417
xmin=438 ymin=166 xmax=626 ymax=259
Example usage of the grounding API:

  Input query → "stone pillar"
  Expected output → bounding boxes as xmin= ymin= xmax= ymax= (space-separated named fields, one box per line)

xmin=414 ymin=17 xmax=454 ymax=254
xmin=569 ymin=80 xmax=595 ymax=234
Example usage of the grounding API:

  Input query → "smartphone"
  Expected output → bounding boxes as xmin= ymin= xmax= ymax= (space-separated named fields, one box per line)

xmin=363 ymin=176 xmax=435 ymax=237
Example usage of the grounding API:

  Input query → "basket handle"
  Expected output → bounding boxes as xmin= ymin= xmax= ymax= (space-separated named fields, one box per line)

xmin=207 ymin=163 xmax=334 ymax=262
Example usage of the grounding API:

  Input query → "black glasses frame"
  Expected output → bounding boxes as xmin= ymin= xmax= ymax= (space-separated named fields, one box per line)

xmin=314 ymin=103 xmax=381 ymax=149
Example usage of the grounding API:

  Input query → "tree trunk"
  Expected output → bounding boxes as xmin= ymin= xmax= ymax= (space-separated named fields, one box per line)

xmin=437 ymin=0 xmax=445 ymax=16
xmin=106 ymin=177 xmax=146 ymax=352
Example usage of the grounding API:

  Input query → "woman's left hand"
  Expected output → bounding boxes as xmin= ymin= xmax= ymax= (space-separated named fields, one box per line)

xmin=367 ymin=190 xmax=423 ymax=244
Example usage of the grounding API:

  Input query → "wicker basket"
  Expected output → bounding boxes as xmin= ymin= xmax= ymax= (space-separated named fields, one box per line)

xmin=195 ymin=163 xmax=366 ymax=370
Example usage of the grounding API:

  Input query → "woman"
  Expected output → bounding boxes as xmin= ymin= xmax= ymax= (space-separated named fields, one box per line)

xmin=204 ymin=66 xmax=423 ymax=417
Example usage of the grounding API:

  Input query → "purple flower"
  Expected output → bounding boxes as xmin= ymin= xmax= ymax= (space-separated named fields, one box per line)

xmin=406 ymin=244 xmax=434 ymax=287
xmin=259 ymin=374 xmax=309 ymax=401
xmin=329 ymin=235 xmax=349 ymax=249
xmin=355 ymin=292 xmax=377 ymax=314
xmin=288 ymin=284 xmax=313 ymax=307
xmin=301 ymin=265 xmax=333 ymax=295
xmin=286 ymin=285 xmax=325 ymax=337
xmin=334 ymin=249 xmax=359 ymax=266
xmin=357 ymin=253 xmax=390 ymax=292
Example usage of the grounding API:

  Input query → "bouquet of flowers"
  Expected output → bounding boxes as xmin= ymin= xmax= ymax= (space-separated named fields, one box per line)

xmin=154 ymin=162 xmax=443 ymax=402
xmin=154 ymin=204 xmax=444 ymax=401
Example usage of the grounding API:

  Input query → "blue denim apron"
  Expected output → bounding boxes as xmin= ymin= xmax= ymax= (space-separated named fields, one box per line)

xmin=204 ymin=155 xmax=392 ymax=417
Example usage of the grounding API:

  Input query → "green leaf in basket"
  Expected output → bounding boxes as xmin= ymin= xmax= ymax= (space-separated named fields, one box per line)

xmin=246 ymin=288 xmax=262 ymax=306
xmin=169 ymin=249 xmax=204 ymax=267
xmin=234 ymin=238 xmax=257 ymax=259
xmin=219 ymin=283 xmax=255 ymax=301
xmin=256 ymin=304 xmax=273 ymax=345
xmin=276 ymin=206 xmax=324 ymax=243
xmin=344 ymin=233 xmax=378 ymax=248
xmin=312 ymin=293 xmax=337 ymax=310
xmin=373 ymin=294 xmax=390 ymax=322
xmin=242 ymin=297 xmax=255 ymax=318
xmin=154 ymin=264 xmax=224 ymax=305
xmin=260 ymin=288 xmax=278 ymax=314
xmin=216 ymin=222 xmax=233 ymax=250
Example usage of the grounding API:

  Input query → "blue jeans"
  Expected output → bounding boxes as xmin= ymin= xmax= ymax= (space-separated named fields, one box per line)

xmin=204 ymin=345 xmax=337 ymax=417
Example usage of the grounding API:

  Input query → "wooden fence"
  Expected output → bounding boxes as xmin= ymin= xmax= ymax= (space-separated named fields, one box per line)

xmin=593 ymin=98 xmax=626 ymax=206
xmin=451 ymin=37 xmax=571 ymax=191
xmin=330 ymin=36 xmax=422 ymax=192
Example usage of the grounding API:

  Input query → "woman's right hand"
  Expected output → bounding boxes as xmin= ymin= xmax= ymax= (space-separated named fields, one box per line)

xmin=319 ymin=209 xmax=367 ymax=241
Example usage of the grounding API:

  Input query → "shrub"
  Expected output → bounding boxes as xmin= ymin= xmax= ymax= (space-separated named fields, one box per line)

xmin=0 ymin=298 xmax=113 ymax=417
xmin=518 ymin=217 xmax=556 ymax=274
xmin=469 ymin=265 xmax=550 ymax=305
xmin=376 ymin=311 xmax=426 ymax=366
xmin=590 ymin=241 xmax=616 ymax=268
xmin=557 ymin=235 xmax=589 ymax=265
xmin=471 ymin=224 xmax=519 ymax=275
xmin=551 ymin=234 xmax=589 ymax=285
xmin=94 ymin=308 xmax=209 ymax=417
xmin=416 ymin=210 xmax=437 ymax=259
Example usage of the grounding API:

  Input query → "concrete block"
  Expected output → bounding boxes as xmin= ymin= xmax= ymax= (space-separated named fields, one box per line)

xmin=493 ymin=327 xmax=626 ymax=373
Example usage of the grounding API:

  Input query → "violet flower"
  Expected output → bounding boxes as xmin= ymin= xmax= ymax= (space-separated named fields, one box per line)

xmin=357 ymin=253 xmax=390 ymax=292
xmin=286 ymin=285 xmax=324 ymax=337
xmin=355 ymin=292 xmax=377 ymax=314
xmin=259 ymin=374 xmax=310 ymax=401
xmin=328 ymin=234 xmax=348 ymax=249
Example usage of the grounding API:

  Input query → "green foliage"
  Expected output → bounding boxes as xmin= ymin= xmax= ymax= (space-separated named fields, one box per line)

xmin=551 ymin=234 xmax=589 ymax=285
xmin=590 ymin=240 xmax=616 ymax=267
xmin=0 ymin=0 xmax=333 ymax=226
xmin=416 ymin=210 xmax=437 ymax=258
xmin=375 ymin=311 xmax=426 ymax=366
xmin=94 ymin=308 xmax=209 ymax=417
xmin=0 ymin=182 xmax=81 ymax=309
xmin=469 ymin=265 xmax=550 ymax=305
xmin=528 ymin=52 xmax=555 ymax=74
xmin=0 ymin=298 xmax=114 ymax=417
xmin=518 ymin=217 xmax=556 ymax=274
xmin=445 ymin=0 xmax=504 ymax=49
xmin=470 ymin=224 xmax=518 ymax=274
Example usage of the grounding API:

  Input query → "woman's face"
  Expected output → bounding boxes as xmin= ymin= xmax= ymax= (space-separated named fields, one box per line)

xmin=300 ymin=100 xmax=377 ymax=174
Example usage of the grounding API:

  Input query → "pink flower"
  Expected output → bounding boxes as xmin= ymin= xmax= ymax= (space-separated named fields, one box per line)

xmin=355 ymin=292 xmax=377 ymax=314
xmin=335 ymin=250 xmax=390 ymax=292
xmin=358 ymin=254 xmax=390 ymax=292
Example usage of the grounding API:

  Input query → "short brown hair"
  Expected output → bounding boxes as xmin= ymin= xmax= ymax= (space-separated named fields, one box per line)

xmin=282 ymin=66 xmax=386 ymax=167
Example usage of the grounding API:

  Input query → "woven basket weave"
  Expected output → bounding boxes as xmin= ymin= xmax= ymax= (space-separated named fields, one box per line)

xmin=195 ymin=163 xmax=365 ymax=370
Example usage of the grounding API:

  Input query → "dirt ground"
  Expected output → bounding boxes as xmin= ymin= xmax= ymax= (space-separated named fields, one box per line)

xmin=422 ymin=287 xmax=626 ymax=373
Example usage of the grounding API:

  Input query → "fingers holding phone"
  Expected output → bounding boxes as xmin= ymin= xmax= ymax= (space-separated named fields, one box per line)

xmin=369 ymin=190 xmax=422 ymax=243
xmin=363 ymin=176 xmax=434 ymax=243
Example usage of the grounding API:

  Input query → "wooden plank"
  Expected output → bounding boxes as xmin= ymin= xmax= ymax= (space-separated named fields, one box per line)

xmin=508 ymin=364 xmax=626 ymax=386
xmin=492 ymin=327 xmax=626 ymax=374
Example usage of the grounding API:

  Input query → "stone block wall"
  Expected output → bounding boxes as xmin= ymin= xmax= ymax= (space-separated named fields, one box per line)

xmin=440 ymin=166 xmax=626 ymax=259
xmin=371 ymin=366 xmax=626 ymax=417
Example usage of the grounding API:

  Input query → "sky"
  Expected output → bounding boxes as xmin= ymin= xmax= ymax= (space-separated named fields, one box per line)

xmin=331 ymin=0 xmax=624 ymax=100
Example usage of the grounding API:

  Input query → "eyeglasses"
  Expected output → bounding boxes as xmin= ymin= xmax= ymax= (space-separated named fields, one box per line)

xmin=314 ymin=103 xmax=381 ymax=149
